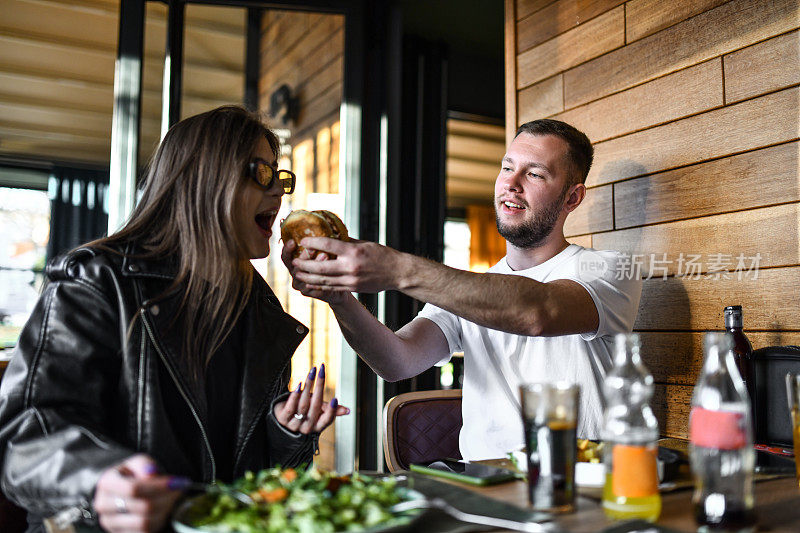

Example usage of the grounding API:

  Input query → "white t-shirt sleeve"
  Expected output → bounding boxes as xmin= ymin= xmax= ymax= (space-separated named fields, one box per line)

xmin=557 ymin=250 xmax=643 ymax=341
xmin=416 ymin=303 xmax=463 ymax=366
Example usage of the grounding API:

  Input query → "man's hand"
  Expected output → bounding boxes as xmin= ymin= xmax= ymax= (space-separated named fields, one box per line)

xmin=290 ymin=237 xmax=404 ymax=293
xmin=93 ymin=454 xmax=182 ymax=533
xmin=281 ymin=240 xmax=349 ymax=304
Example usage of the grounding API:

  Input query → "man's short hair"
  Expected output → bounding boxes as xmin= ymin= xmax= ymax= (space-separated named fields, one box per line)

xmin=515 ymin=119 xmax=594 ymax=186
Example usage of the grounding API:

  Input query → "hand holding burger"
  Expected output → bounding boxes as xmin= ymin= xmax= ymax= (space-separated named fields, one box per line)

xmin=282 ymin=210 xmax=404 ymax=297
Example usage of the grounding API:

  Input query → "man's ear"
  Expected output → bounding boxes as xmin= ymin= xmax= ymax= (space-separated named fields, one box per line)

xmin=563 ymin=183 xmax=586 ymax=213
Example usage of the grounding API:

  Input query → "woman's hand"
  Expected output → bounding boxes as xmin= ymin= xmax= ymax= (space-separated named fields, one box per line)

xmin=281 ymin=241 xmax=349 ymax=305
xmin=274 ymin=363 xmax=350 ymax=434
xmin=93 ymin=454 xmax=183 ymax=533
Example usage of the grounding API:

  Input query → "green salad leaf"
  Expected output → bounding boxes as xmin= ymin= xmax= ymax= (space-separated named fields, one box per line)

xmin=190 ymin=466 xmax=412 ymax=533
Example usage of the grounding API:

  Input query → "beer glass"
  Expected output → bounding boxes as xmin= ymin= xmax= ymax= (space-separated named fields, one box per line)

xmin=785 ymin=373 xmax=800 ymax=487
xmin=519 ymin=382 xmax=579 ymax=512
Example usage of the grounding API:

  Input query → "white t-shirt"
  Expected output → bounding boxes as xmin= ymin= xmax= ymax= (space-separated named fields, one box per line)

xmin=416 ymin=245 xmax=642 ymax=461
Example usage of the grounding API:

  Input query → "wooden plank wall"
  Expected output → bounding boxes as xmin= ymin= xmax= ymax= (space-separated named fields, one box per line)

xmin=259 ymin=10 xmax=344 ymax=469
xmin=507 ymin=0 xmax=800 ymax=439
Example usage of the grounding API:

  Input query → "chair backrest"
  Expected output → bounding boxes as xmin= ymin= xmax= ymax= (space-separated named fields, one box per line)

xmin=383 ymin=389 xmax=462 ymax=472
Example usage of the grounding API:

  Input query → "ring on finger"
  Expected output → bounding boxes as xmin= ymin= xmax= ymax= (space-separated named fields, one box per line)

xmin=114 ymin=497 xmax=128 ymax=514
xmin=293 ymin=413 xmax=306 ymax=421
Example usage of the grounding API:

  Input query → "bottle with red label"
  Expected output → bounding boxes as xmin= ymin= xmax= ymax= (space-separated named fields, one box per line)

xmin=690 ymin=332 xmax=756 ymax=532
xmin=601 ymin=333 xmax=661 ymax=521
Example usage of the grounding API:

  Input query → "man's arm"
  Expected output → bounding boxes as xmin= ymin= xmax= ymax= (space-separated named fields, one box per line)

xmin=292 ymin=237 xmax=598 ymax=338
xmin=329 ymin=295 xmax=451 ymax=381
xmin=282 ymin=242 xmax=451 ymax=381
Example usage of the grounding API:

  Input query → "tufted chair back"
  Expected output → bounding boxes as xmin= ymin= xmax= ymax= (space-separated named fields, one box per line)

xmin=383 ymin=389 xmax=462 ymax=472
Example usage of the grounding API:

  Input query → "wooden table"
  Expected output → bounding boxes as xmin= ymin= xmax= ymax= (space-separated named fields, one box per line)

xmin=438 ymin=475 xmax=800 ymax=532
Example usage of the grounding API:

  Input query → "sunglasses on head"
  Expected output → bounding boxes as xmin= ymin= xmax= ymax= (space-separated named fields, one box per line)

xmin=248 ymin=159 xmax=296 ymax=194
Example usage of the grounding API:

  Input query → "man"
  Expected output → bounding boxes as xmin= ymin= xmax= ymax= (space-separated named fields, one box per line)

xmin=282 ymin=119 xmax=642 ymax=460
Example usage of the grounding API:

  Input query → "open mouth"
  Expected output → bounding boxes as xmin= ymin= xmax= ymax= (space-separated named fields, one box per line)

xmin=502 ymin=200 xmax=526 ymax=210
xmin=254 ymin=210 xmax=277 ymax=233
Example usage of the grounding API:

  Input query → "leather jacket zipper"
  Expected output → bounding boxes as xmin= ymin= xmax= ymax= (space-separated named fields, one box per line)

xmin=233 ymin=358 xmax=290 ymax=471
xmin=136 ymin=330 xmax=146 ymax=448
xmin=141 ymin=313 xmax=216 ymax=480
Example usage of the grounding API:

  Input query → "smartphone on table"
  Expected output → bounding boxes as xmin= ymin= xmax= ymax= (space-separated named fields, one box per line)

xmin=409 ymin=458 xmax=517 ymax=486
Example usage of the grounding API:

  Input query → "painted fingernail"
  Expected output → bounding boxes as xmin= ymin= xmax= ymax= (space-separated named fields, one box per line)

xmin=308 ymin=366 xmax=317 ymax=380
xmin=319 ymin=363 xmax=325 ymax=379
xmin=344 ymin=408 xmax=351 ymax=415
xmin=295 ymin=382 xmax=302 ymax=393
xmin=143 ymin=463 xmax=160 ymax=475
xmin=330 ymin=397 xmax=338 ymax=409
xmin=168 ymin=476 xmax=192 ymax=491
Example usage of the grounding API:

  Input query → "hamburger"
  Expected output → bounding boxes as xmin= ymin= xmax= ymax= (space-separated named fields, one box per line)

xmin=280 ymin=210 xmax=350 ymax=258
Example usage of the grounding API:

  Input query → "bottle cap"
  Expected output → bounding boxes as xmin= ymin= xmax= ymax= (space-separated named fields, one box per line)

xmin=724 ymin=305 xmax=743 ymax=328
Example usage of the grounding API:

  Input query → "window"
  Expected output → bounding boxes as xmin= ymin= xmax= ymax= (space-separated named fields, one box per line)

xmin=0 ymin=186 xmax=50 ymax=351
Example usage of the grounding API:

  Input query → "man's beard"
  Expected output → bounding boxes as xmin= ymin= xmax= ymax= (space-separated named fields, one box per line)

xmin=495 ymin=193 xmax=565 ymax=249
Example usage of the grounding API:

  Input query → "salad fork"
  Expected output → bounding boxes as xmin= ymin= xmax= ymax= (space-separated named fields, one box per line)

xmin=391 ymin=497 xmax=556 ymax=532
xmin=174 ymin=480 xmax=255 ymax=506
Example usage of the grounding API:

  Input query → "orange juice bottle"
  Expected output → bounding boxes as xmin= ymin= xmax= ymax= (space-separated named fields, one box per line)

xmin=601 ymin=334 xmax=661 ymax=521
xmin=602 ymin=443 xmax=661 ymax=521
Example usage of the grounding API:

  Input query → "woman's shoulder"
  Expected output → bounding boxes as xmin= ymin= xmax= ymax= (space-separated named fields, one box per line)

xmin=45 ymin=242 xmax=128 ymax=284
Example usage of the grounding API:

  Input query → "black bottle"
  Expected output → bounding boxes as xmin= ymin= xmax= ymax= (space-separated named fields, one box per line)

xmin=724 ymin=305 xmax=754 ymax=397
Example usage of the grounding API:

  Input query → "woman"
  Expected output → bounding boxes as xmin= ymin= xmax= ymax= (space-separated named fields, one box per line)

xmin=0 ymin=106 xmax=347 ymax=533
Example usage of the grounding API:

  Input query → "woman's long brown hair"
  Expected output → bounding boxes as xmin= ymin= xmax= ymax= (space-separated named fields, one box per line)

xmin=93 ymin=105 xmax=279 ymax=380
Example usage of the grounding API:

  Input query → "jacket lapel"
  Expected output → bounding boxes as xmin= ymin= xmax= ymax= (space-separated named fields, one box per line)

xmin=234 ymin=279 xmax=307 ymax=460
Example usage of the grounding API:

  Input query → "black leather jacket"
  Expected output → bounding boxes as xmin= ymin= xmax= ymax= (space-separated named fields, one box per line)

xmin=0 ymin=243 xmax=315 ymax=530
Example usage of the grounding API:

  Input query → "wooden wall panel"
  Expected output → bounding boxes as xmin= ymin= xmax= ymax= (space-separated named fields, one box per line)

xmin=640 ymin=331 xmax=800 ymax=387
xmin=261 ymin=15 xmax=341 ymax=95
xmin=588 ymin=87 xmax=799 ymax=187
xmin=569 ymin=234 xmax=593 ymax=248
xmin=563 ymin=185 xmax=613 ymax=236
xmin=653 ymin=384 xmax=693 ymax=439
xmin=450 ymin=120 xmax=507 ymax=140
xmin=301 ymin=55 xmax=343 ymax=104
xmin=563 ymin=0 xmax=799 ymax=108
xmin=516 ymin=0 xmax=625 ymax=52
xmin=0 ymin=0 xmax=119 ymax=50
xmin=516 ymin=6 xmax=625 ymax=89
xmin=635 ymin=267 xmax=800 ymax=331
xmin=302 ymin=26 xmax=345 ymax=78
xmin=517 ymin=0 xmax=558 ymax=20
xmin=594 ymin=203 xmax=800 ymax=276
xmin=510 ymin=0 xmax=800 ymax=440
xmin=447 ymin=178 xmax=496 ymax=199
xmin=518 ymin=75 xmax=563 ymax=124
xmin=295 ymin=84 xmax=341 ymax=140
xmin=0 ymin=36 xmax=116 ymax=85
xmin=0 ymin=71 xmax=112 ymax=114
xmin=625 ymin=0 xmax=729 ymax=43
xmin=447 ymin=159 xmax=500 ymax=182
xmin=555 ymin=59 xmax=723 ymax=143
xmin=447 ymin=136 xmax=506 ymax=162
xmin=613 ymin=142 xmax=800 ymax=228
xmin=724 ymin=30 xmax=800 ymax=104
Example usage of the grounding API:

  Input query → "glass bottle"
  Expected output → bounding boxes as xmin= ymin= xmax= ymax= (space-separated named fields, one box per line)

xmin=724 ymin=306 xmax=754 ymax=397
xmin=601 ymin=333 xmax=661 ymax=521
xmin=690 ymin=332 xmax=756 ymax=532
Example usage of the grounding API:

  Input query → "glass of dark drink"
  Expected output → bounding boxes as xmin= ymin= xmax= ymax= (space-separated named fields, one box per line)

xmin=519 ymin=382 xmax=579 ymax=513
